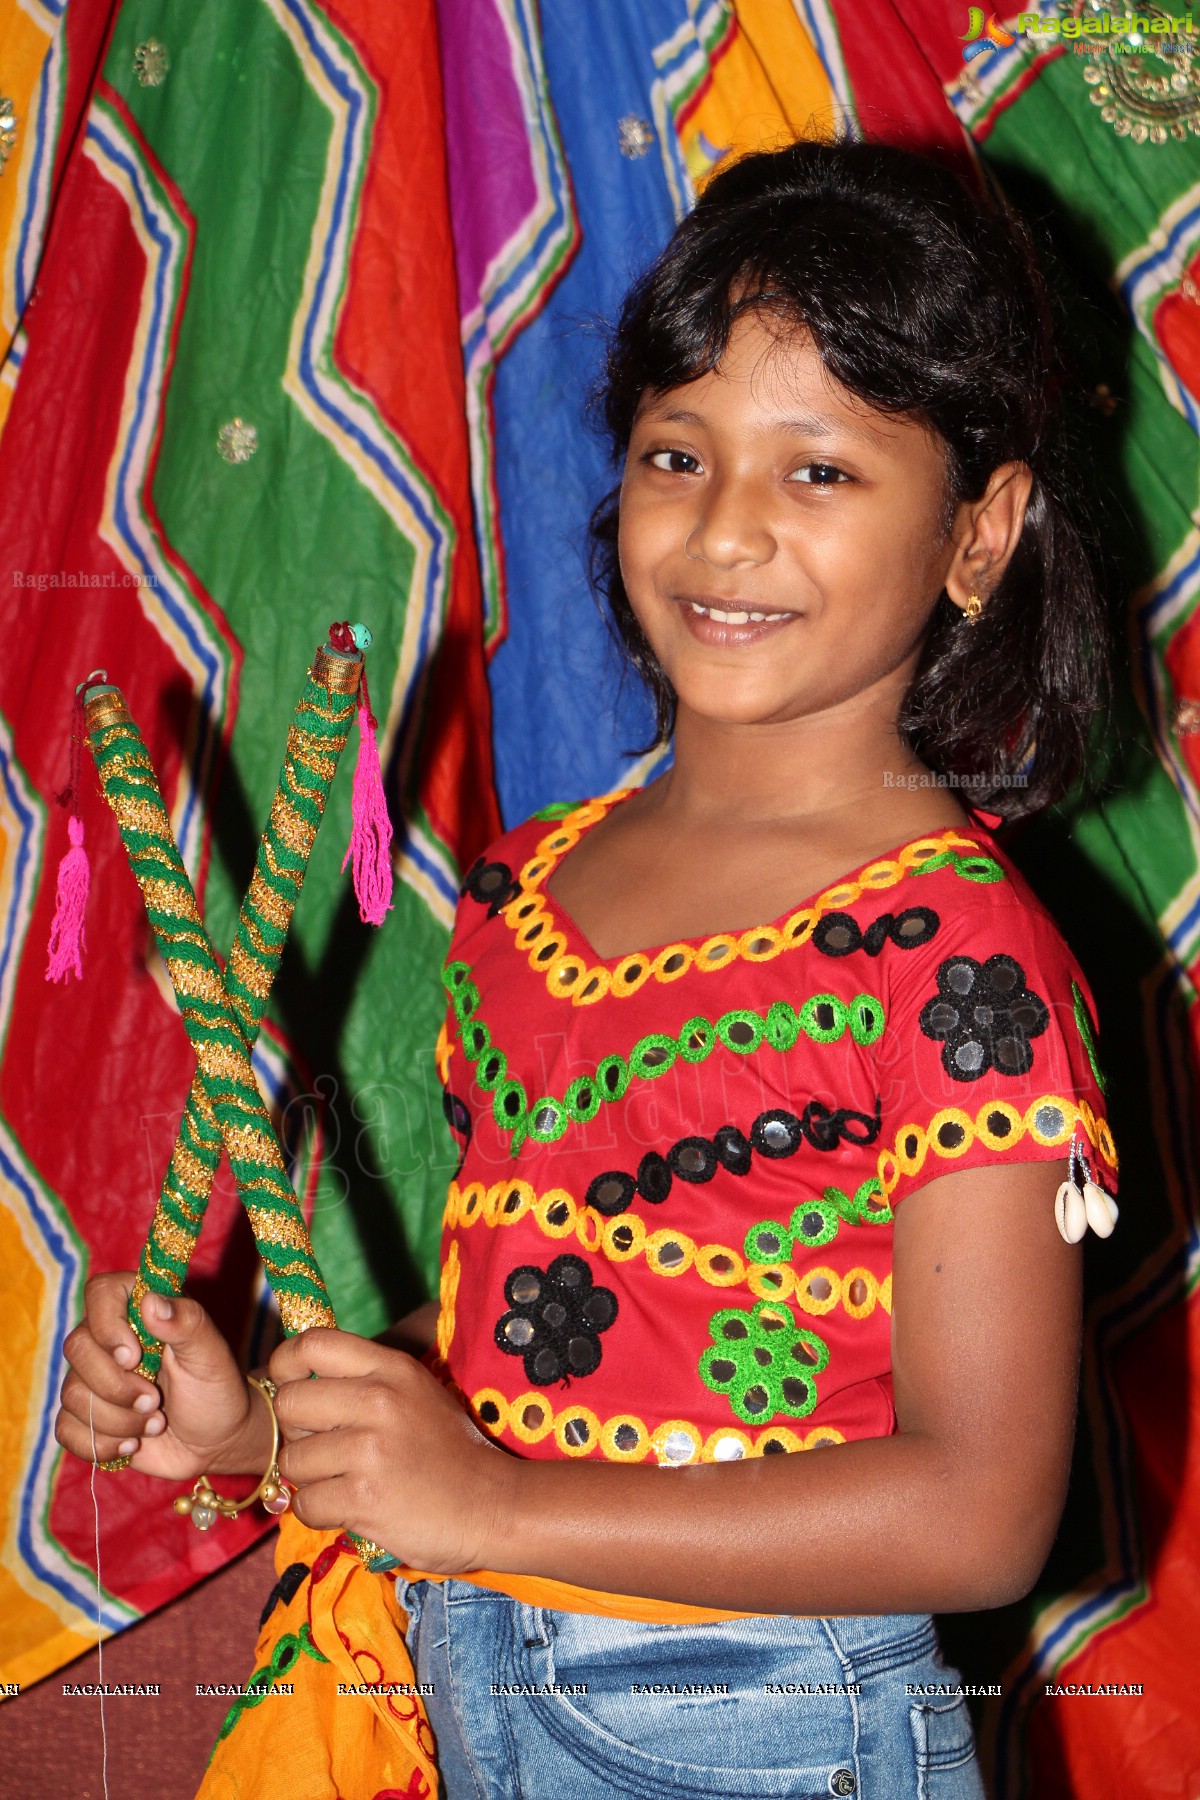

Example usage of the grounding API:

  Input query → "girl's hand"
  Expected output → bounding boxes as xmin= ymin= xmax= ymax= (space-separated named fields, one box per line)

xmin=55 ymin=1272 xmax=264 ymax=1481
xmin=268 ymin=1328 xmax=512 ymax=1573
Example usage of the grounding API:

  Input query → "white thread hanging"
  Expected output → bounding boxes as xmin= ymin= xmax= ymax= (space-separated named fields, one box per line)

xmin=86 ymin=1395 xmax=112 ymax=1800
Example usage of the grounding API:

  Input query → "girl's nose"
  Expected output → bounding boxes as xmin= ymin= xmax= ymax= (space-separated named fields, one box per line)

xmin=683 ymin=476 xmax=775 ymax=570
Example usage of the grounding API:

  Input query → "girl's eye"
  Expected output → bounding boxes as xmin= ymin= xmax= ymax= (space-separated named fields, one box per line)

xmin=788 ymin=463 xmax=850 ymax=486
xmin=646 ymin=449 xmax=701 ymax=475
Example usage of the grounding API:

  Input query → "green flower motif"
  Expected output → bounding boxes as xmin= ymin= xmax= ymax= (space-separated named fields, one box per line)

xmin=743 ymin=1179 xmax=891 ymax=1263
xmin=699 ymin=1301 xmax=830 ymax=1425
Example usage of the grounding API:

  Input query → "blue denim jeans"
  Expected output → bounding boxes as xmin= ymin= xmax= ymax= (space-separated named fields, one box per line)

xmin=394 ymin=1576 xmax=985 ymax=1800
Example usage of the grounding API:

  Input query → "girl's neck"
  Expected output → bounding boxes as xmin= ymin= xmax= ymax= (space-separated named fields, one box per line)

xmin=649 ymin=694 xmax=937 ymax=830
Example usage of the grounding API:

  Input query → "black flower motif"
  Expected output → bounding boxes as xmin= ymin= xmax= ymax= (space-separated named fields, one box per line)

xmin=494 ymin=1254 xmax=618 ymax=1384
xmin=460 ymin=856 xmax=519 ymax=915
xmin=813 ymin=906 xmax=939 ymax=958
xmin=919 ymin=953 xmax=1049 ymax=1081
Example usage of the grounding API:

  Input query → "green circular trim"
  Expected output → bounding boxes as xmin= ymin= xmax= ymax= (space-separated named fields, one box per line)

xmin=797 ymin=993 xmax=845 ymax=1044
xmin=463 ymin=1018 xmax=490 ymax=1060
xmin=452 ymin=979 xmax=480 ymax=1025
xmin=493 ymin=1078 xmax=528 ymax=1130
xmin=629 ymin=1034 xmax=679 ymax=1080
xmin=848 ymin=993 xmax=885 ymax=1046
xmin=475 ymin=1047 xmax=508 ymax=1094
xmin=743 ymin=1220 xmax=792 ymax=1263
xmin=563 ymin=1075 xmax=602 ymax=1123
xmin=716 ymin=1009 xmax=765 ymax=1055
xmin=442 ymin=959 xmax=472 ymax=993
xmin=764 ymin=1001 xmax=800 ymax=1052
xmin=595 ymin=1054 xmax=631 ymax=1102
xmin=786 ymin=1199 xmax=840 ymax=1249
xmin=677 ymin=1016 xmax=716 ymax=1064
xmin=527 ymin=1097 xmax=569 ymax=1143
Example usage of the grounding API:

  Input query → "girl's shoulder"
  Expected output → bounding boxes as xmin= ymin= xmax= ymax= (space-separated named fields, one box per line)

xmin=455 ymin=795 xmax=612 ymax=918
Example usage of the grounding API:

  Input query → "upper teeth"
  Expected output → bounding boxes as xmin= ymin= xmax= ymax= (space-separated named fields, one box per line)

xmin=690 ymin=603 xmax=774 ymax=624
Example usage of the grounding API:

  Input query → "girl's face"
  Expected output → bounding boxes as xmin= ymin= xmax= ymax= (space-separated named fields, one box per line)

xmin=618 ymin=313 xmax=967 ymax=733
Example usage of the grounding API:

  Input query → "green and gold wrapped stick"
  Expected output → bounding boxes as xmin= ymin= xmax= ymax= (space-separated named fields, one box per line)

xmin=93 ymin=637 xmax=365 ymax=1380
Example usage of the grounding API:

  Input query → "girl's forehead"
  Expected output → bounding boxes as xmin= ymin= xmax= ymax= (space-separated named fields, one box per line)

xmin=636 ymin=326 xmax=910 ymax=450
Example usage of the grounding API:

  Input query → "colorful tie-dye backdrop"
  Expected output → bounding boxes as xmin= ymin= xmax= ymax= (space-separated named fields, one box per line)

xmin=1 ymin=3 xmax=1196 ymax=1794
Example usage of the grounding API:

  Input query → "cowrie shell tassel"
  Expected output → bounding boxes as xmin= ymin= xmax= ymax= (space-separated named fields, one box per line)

xmin=1084 ymin=1181 xmax=1118 ymax=1238
xmin=1055 ymin=1180 xmax=1088 ymax=1244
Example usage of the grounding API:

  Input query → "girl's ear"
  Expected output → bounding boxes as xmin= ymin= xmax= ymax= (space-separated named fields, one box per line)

xmin=944 ymin=461 xmax=1034 ymax=621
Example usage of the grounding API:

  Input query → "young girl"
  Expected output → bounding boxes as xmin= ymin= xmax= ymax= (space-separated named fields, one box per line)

xmin=56 ymin=137 xmax=1118 ymax=1799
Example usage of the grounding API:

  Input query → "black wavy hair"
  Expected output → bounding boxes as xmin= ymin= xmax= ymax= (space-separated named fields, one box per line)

xmin=588 ymin=135 xmax=1109 ymax=819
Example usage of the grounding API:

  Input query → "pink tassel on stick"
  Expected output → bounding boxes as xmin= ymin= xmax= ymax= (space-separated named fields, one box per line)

xmin=342 ymin=689 xmax=394 ymax=926
xmin=46 ymin=816 xmax=90 ymax=983
xmin=45 ymin=682 xmax=95 ymax=983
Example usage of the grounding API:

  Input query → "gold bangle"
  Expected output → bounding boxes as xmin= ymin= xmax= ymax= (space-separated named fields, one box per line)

xmin=172 ymin=1375 xmax=292 ymax=1531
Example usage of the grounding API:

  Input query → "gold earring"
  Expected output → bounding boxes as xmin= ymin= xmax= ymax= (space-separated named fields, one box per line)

xmin=963 ymin=590 xmax=983 ymax=625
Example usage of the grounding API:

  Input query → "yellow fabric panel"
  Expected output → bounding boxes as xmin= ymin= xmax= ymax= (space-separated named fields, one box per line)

xmin=681 ymin=0 xmax=840 ymax=190
xmin=0 ymin=1 xmax=56 ymax=349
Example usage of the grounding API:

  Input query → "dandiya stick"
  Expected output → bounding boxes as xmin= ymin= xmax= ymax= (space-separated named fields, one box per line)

xmin=82 ymin=632 xmax=398 ymax=1572
xmin=86 ymin=637 xmax=363 ymax=1380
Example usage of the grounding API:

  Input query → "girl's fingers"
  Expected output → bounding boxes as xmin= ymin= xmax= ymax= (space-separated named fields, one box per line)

xmin=61 ymin=1321 xmax=159 ymax=1413
xmin=58 ymin=1371 xmax=155 ymax=1443
xmin=54 ymin=1404 xmax=140 ymax=1465
xmin=289 ymin=1474 xmax=350 ymax=1533
xmin=82 ymin=1271 xmax=145 ymax=1369
xmin=277 ymin=1428 xmax=353 ymax=1490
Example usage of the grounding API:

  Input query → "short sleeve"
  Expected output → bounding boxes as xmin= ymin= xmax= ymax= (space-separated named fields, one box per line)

xmin=875 ymin=889 xmax=1118 ymax=1213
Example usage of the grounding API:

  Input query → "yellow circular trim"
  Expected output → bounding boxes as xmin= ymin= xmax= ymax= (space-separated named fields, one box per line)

xmin=696 ymin=933 xmax=738 ymax=969
xmin=1025 ymin=1094 xmax=1072 ymax=1147
xmin=651 ymin=943 xmax=694 ymax=982
xmin=554 ymin=1405 xmax=602 ymax=1458
xmin=575 ymin=1208 xmax=604 ymax=1254
xmin=599 ymin=1414 xmax=651 ymax=1462
xmin=611 ymin=954 xmax=654 ymax=998
xmin=490 ymin=1179 xmax=534 ymax=1228
xmin=471 ymin=1388 xmax=510 ymax=1435
xmin=545 ymin=953 xmax=587 ymax=996
xmin=927 ymin=1107 xmax=975 ymax=1157
xmin=520 ymin=856 xmax=551 ymax=889
xmin=975 ymin=1100 xmax=1023 ymax=1152
xmin=703 ymin=1427 xmax=754 ymax=1461
xmin=508 ymin=1391 xmax=555 ymax=1444
xmin=459 ymin=1181 xmax=487 ymax=1224
xmin=878 ymin=1274 xmax=893 ymax=1314
xmin=816 ymin=881 xmax=862 ymax=911
xmin=737 ymin=924 xmax=784 ymax=962
xmin=841 ymin=1267 xmax=877 ymax=1321
xmin=748 ymin=1262 xmax=795 ymax=1301
xmin=533 ymin=1187 xmax=577 ymax=1237
xmin=755 ymin=1425 xmax=804 ymax=1454
xmin=650 ymin=1419 xmax=704 ymax=1465
xmin=573 ymin=966 xmax=612 ymax=1005
xmin=794 ymin=1266 xmax=841 ymax=1315
xmin=495 ymin=807 xmax=986 ymax=1007
xmin=877 ymin=1092 xmax=1117 ymax=1197
xmin=694 ymin=1242 xmax=747 ymax=1286
xmin=896 ymin=1123 xmax=928 ymax=1177
xmin=515 ymin=912 xmax=552 ymax=951
xmin=473 ymin=1391 xmax=850 ymax=1462
xmin=601 ymin=1211 xmax=646 ymax=1261
xmin=645 ymin=1228 xmax=695 ymax=1278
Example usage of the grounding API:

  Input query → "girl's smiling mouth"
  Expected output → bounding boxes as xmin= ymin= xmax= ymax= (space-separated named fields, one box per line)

xmin=677 ymin=595 xmax=802 ymax=639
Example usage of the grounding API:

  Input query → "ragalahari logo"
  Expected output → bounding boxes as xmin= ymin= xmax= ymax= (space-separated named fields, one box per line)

xmin=961 ymin=7 xmax=1017 ymax=59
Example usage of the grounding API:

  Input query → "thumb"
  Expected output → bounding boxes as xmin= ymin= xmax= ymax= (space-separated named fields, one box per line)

xmin=140 ymin=1291 xmax=230 ymax=1376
